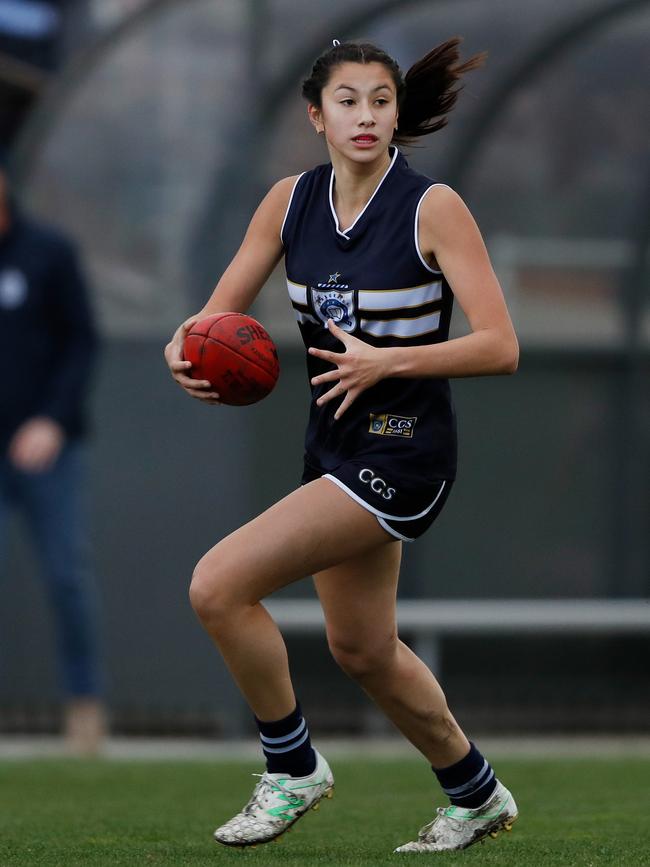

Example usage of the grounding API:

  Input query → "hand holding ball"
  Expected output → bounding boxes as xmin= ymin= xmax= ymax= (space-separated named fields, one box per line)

xmin=183 ymin=313 xmax=279 ymax=406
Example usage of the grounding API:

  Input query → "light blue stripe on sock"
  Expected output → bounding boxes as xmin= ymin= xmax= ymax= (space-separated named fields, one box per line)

xmin=442 ymin=760 xmax=490 ymax=796
xmin=262 ymin=728 xmax=310 ymax=754
xmin=259 ymin=718 xmax=306 ymax=745
xmin=447 ymin=770 xmax=495 ymax=800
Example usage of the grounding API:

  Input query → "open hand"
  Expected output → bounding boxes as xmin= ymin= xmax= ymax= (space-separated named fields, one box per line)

xmin=308 ymin=318 xmax=388 ymax=420
xmin=9 ymin=417 xmax=65 ymax=473
xmin=164 ymin=316 xmax=221 ymax=405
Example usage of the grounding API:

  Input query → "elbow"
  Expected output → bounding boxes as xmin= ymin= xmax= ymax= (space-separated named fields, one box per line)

xmin=492 ymin=332 xmax=518 ymax=375
xmin=501 ymin=338 xmax=519 ymax=374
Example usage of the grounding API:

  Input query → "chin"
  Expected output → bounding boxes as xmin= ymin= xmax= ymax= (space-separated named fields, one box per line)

xmin=347 ymin=144 xmax=389 ymax=160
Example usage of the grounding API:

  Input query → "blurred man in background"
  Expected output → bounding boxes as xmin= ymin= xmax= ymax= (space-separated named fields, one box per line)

xmin=0 ymin=154 xmax=105 ymax=754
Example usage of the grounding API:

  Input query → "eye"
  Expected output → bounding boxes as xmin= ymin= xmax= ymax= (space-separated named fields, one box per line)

xmin=375 ymin=98 xmax=389 ymax=106
xmin=340 ymin=98 xmax=354 ymax=106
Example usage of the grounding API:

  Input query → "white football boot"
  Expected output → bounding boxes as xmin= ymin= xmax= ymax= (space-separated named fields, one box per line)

xmin=213 ymin=749 xmax=334 ymax=847
xmin=394 ymin=780 xmax=518 ymax=853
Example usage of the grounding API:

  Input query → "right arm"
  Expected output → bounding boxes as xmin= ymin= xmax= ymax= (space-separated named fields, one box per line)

xmin=164 ymin=175 xmax=298 ymax=401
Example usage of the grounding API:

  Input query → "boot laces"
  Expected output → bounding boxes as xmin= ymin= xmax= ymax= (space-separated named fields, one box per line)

xmin=419 ymin=807 xmax=464 ymax=840
xmin=243 ymin=773 xmax=302 ymax=815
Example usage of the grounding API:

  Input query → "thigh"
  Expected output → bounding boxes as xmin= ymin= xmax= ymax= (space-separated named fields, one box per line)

xmin=313 ymin=538 xmax=403 ymax=650
xmin=195 ymin=477 xmax=395 ymax=605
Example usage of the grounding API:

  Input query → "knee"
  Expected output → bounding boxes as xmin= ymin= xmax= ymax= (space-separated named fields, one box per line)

xmin=328 ymin=631 xmax=398 ymax=681
xmin=188 ymin=553 xmax=237 ymax=625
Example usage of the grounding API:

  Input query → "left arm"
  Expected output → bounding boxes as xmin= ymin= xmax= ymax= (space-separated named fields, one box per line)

xmin=309 ymin=185 xmax=518 ymax=418
xmin=389 ymin=184 xmax=519 ymax=378
xmin=9 ymin=240 xmax=98 ymax=472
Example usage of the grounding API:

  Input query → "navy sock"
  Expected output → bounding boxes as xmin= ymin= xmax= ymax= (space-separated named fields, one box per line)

xmin=432 ymin=742 xmax=497 ymax=808
xmin=255 ymin=702 xmax=316 ymax=777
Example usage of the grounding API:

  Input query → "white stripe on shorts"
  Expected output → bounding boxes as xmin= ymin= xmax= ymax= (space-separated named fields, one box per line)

xmin=323 ymin=475 xmax=446 ymax=522
xmin=376 ymin=516 xmax=416 ymax=542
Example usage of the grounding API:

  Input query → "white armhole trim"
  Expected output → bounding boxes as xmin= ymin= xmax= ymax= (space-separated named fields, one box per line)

xmin=415 ymin=183 xmax=450 ymax=274
xmin=280 ymin=173 xmax=306 ymax=247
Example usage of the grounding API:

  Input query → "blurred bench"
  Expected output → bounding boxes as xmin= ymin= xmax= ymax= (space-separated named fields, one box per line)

xmin=265 ymin=598 xmax=650 ymax=674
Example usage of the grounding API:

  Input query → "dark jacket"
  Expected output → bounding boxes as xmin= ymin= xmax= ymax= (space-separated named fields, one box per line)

xmin=0 ymin=205 xmax=98 ymax=450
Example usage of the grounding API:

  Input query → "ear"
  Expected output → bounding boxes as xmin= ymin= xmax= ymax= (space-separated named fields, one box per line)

xmin=307 ymin=104 xmax=324 ymax=135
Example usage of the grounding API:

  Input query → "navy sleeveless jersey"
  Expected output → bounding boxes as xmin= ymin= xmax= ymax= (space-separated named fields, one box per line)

xmin=281 ymin=147 xmax=457 ymax=487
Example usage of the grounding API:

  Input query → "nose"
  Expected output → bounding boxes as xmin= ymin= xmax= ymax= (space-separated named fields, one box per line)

xmin=358 ymin=100 xmax=376 ymax=127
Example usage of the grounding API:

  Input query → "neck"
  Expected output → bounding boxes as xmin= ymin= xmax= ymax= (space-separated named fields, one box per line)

xmin=329 ymin=147 xmax=393 ymax=207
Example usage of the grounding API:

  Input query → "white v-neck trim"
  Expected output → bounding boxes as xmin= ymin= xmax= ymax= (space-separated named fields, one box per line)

xmin=329 ymin=146 xmax=399 ymax=240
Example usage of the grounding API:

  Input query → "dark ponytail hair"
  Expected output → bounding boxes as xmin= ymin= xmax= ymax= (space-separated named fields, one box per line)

xmin=302 ymin=37 xmax=485 ymax=145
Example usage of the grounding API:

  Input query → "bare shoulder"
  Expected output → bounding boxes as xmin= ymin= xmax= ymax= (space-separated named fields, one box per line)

xmin=419 ymin=184 xmax=473 ymax=227
xmin=418 ymin=184 xmax=485 ymax=260
xmin=263 ymin=175 xmax=303 ymax=213
xmin=248 ymin=175 xmax=302 ymax=237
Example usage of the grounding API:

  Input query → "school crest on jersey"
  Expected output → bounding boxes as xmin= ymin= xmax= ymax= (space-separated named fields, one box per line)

xmin=369 ymin=413 xmax=417 ymax=438
xmin=310 ymin=286 xmax=357 ymax=332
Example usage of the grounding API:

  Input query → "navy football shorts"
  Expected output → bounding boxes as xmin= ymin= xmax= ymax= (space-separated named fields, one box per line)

xmin=302 ymin=459 xmax=453 ymax=542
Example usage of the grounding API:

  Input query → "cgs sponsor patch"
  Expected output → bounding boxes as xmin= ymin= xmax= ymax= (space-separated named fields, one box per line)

xmin=369 ymin=413 xmax=417 ymax=438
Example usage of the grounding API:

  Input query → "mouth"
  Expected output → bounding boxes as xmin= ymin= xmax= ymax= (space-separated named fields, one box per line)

xmin=351 ymin=134 xmax=378 ymax=145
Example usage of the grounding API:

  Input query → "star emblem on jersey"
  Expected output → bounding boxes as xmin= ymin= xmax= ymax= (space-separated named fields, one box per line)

xmin=310 ymin=287 xmax=357 ymax=333
xmin=318 ymin=273 xmax=348 ymax=290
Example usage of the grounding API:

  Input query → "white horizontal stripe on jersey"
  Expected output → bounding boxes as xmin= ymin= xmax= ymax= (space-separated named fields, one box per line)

xmin=360 ymin=310 xmax=441 ymax=338
xmin=358 ymin=281 xmax=442 ymax=312
xmin=287 ymin=279 xmax=308 ymax=305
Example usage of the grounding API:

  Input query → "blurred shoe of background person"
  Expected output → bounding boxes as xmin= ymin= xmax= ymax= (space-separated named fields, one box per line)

xmin=0 ymin=151 xmax=106 ymax=755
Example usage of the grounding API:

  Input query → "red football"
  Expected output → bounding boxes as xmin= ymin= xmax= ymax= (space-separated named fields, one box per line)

xmin=183 ymin=312 xmax=280 ymax=406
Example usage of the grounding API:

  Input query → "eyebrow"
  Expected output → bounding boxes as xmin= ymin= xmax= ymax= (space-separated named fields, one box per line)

xmin=334 ymin=83 xmax=393 ymax=93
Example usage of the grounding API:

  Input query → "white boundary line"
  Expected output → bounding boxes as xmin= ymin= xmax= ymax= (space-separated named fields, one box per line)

xmin=2 ymin=735 xmax=650 ymax=760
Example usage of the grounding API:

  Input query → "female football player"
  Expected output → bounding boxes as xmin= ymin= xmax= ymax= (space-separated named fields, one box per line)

xmin=165 ymin=38 xmax=519 ymax=854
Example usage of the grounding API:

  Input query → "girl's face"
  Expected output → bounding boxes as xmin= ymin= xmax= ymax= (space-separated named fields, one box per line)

xmin=309 ymin=62 xmax=399 ymax=164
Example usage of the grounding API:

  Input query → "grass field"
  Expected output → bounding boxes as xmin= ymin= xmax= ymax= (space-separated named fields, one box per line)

xmin=1 ymin=756 xmax=649 ymax=865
